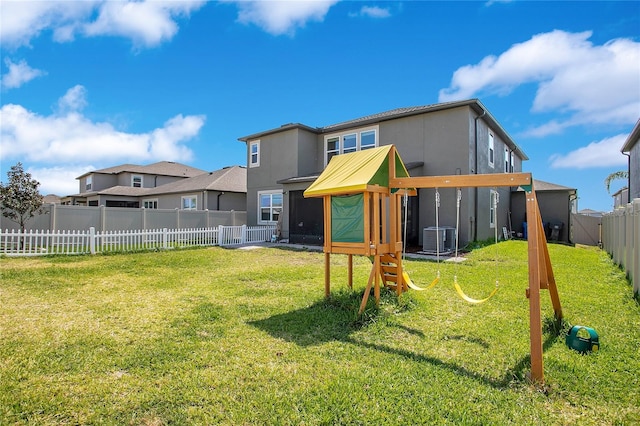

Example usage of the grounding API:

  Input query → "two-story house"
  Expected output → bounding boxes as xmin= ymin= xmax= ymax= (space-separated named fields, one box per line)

xmin=239 ymin=99 xmax=528 ymax=247
xmin=62 ymin=161 xmax=246 ymax=211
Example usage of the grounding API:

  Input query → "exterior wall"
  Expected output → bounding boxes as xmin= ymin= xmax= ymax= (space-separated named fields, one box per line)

xmin=83 ymin=173 xmax=118 ymax=192
xmin=381 ymin=107 xmax=475 ymax=244
xmin=246 ymin=128 xmax=316 ymax=227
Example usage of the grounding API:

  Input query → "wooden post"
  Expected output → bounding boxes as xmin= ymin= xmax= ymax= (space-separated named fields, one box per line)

xmin=348 ymin=254 xmax=353 ymax=289
xmin=526 ymin=189 xmax=544 ymax=382
xmin=373 ymin=191 xmax=381 ymax=305
xmin=325 ymin=252 xmax=331 ymax=298
xmin=324 ymin=195 xmax=332 ymax=298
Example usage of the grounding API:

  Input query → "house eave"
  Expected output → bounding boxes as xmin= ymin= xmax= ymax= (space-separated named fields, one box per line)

xmin=238 ymin=123 xmax=320 ymax=142
xmin=621 ymin=118 xmax=640 ymax=153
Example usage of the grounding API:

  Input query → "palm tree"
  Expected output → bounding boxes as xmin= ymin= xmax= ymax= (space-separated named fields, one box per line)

xmin=604 ymin=170 xmax=629 ymax=193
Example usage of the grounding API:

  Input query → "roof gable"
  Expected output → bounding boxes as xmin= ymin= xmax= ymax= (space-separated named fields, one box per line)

xmin=145 ymin=165 xmax=246 ymax=195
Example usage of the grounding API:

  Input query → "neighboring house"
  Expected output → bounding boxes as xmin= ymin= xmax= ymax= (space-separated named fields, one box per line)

xmin=621 ymin=118 xmax=640 ymax=202
xmin=43 ymin=194 xmax=61 ymax=204
xmin=511 ymin=180 xmax=577 ymax=243
xmin=61 ymin=162 xmax=246 ymax=211
xmin=239 ymin=99 xmax=532 ymax=247
xmin=613 ymin=187 xmax=630 ymax=209
xmin=578 ymin=208 xmax=603 ymax=218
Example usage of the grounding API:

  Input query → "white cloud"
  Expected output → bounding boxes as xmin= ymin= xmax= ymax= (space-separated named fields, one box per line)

xmin=28 ymin=165 xmax=95 ymax=196
xmin=0 ymin=89 xmax=205 ymax=165
xmin=57 ymin=85 xmax=88 ymax=113
xmin=439 ymin=30 xmax=640 ymax=136
xmin=350 ymin=6 xmax=391 ymax=19
xmin=1 ymin=58 xmax=46 ymax=89
xmin=83 ymin=1 xmax=206 ymax=48
xmin=548 ymin=134 xmax=628 ymax=169
xmin=0 ymin=0 xmax=205 ymax=49
xmin=228 ymin=0 xmax=339 ymax=35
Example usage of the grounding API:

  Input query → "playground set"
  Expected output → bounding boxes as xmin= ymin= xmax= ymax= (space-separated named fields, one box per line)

xmin=303 ymin=145 xmax=563 ymax=383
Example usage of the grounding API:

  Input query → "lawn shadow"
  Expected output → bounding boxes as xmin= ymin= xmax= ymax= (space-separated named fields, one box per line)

xmin=248 ymin=290 xmax=561 ymax=389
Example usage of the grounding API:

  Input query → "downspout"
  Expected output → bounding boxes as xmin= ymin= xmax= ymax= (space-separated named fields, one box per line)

xmin=623 ymin=152 xmax=631 ymax=203
xmin=217 ymin=192 xmax=224 ymax=210
xmin=473 ymin=109 xmax=486 ymax=242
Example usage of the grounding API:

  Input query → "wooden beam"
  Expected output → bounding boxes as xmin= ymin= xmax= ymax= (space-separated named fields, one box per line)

xmin=390 ymin=172 xmax=532 ymax=189
xmin=526 ymin=189 xmax=544 ymax=383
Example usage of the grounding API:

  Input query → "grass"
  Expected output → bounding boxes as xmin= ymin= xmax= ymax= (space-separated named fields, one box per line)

xmin=1 ymin=241 xmax=638 ymax=425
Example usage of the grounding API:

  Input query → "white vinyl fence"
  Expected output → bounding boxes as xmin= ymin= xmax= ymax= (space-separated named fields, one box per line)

xmin=0 ymin=225 xmax=276 ymax=257
xmin=602 ymin=198 xmax=640 ymax=295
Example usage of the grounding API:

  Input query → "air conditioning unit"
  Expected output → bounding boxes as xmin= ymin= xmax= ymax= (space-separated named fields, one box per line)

xmin=422 ymin=226 xmax=456 ymax=254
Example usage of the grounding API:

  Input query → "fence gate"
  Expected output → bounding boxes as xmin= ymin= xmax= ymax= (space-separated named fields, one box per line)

xmin=571 ymin=213 xmax=602 ymax=246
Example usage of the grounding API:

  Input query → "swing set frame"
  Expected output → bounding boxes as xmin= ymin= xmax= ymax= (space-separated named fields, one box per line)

xmin=306 ymin=145 xmax=562 ymax=383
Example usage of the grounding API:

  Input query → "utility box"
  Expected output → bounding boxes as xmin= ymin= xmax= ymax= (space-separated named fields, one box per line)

xmin=423 ymin=226 xmax=455 ymax=254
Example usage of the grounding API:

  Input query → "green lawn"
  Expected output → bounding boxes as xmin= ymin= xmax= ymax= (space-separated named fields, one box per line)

xmin=1 ymin=241 xmax=638 ymax=425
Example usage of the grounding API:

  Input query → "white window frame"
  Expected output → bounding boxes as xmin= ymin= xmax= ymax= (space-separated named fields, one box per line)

xmin=85 ymin=175 xmax=92 ymax=191
xmin=489 ymin=189 xmax=498 ymax=229
xmin=488 ymin=132 xmax=495 ymax=168
xmin=143 ymin=199 xmax=158 ymax=209
xmin=249 ymin=140 xmax=260 ymax=168
xmin=257 ymin=190 xmax=283 ymax=225
xmin=324 ymin=125 xmax=379 ymax=167
xmin=132 ymin=174 xmax=143 ymax=188
xmin=510 ymin=152 xmax=515 ymax=173
xmin=181 ymin=195 xmax=197 ymax=210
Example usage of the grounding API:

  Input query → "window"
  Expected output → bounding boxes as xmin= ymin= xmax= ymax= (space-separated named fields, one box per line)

xmin=250 ymin=141 xmax=260 ymax=168
xmin=132 ymin=175 xmax=143 ymax=188
xmin=504 ymin=147 xmax=510 ymax=173
xmin=85 ymin=175 xmax=92 ymax=191
xmin=488 ymin=132 xmax=495 ymax=168
xmin=182 ymin=195 xmax=197 ymax=210
xmin=510 ymin=152 xmax=515 ymax=173
xmin=489 ymin=190 xmax=498 ymax=228
xmin=360 ymin=130 xmax=376 ymax=150
xmin=326 ymin=136 xmax=340 ymax=164
xmin=343 ymin=133 xmax=357 ymax=154
xmin=324 ymin=126 xmax=378 ymax=166
xmin=258 ymin=190 xmax=283 ymax=224
xmin=143 ymin=199 xmax=158 ymax=209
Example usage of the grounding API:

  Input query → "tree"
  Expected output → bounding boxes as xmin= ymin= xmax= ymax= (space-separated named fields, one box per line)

xmin=0 ymin=162 xmax=45 ymax=232
xmin=604 ymin=170 xmax=629 ymax=194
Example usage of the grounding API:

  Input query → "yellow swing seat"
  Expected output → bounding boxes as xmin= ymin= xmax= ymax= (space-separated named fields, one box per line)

xmin=403 ymin=271 xmax=439 ymax=291
xmin=454 ymin=277 xmax=498 ymax=304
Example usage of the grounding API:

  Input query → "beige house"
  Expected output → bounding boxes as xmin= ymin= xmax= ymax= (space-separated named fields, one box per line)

xmin=62 ymin=162 xmax=246 ymax=212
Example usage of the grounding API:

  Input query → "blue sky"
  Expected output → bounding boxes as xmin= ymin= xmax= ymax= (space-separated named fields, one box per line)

xmin=1 ymin=0 xmax=638 ymax=212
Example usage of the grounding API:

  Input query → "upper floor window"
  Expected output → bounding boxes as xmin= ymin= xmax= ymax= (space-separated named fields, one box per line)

xmin=182 ymin=195 xmax=197 ymax=210
xmin=132 ymin=175 xmax=143 ymax=188
xmin=258 ymin=190 xmax=282 ymax=224
xmin=250 ymin=141 xmax=260 ymax=168
xmin=85 ymin=175 xmax=92 ymax=191
xmin=504 ymin=147 xmax=510 ymax=173
xmin=510 ymin=152 xmax=515 ymax=173
xmin=324 ymin=126 xmax=378 ymax=166
xmin=488 ymin=132 xmax=495 ymax=168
